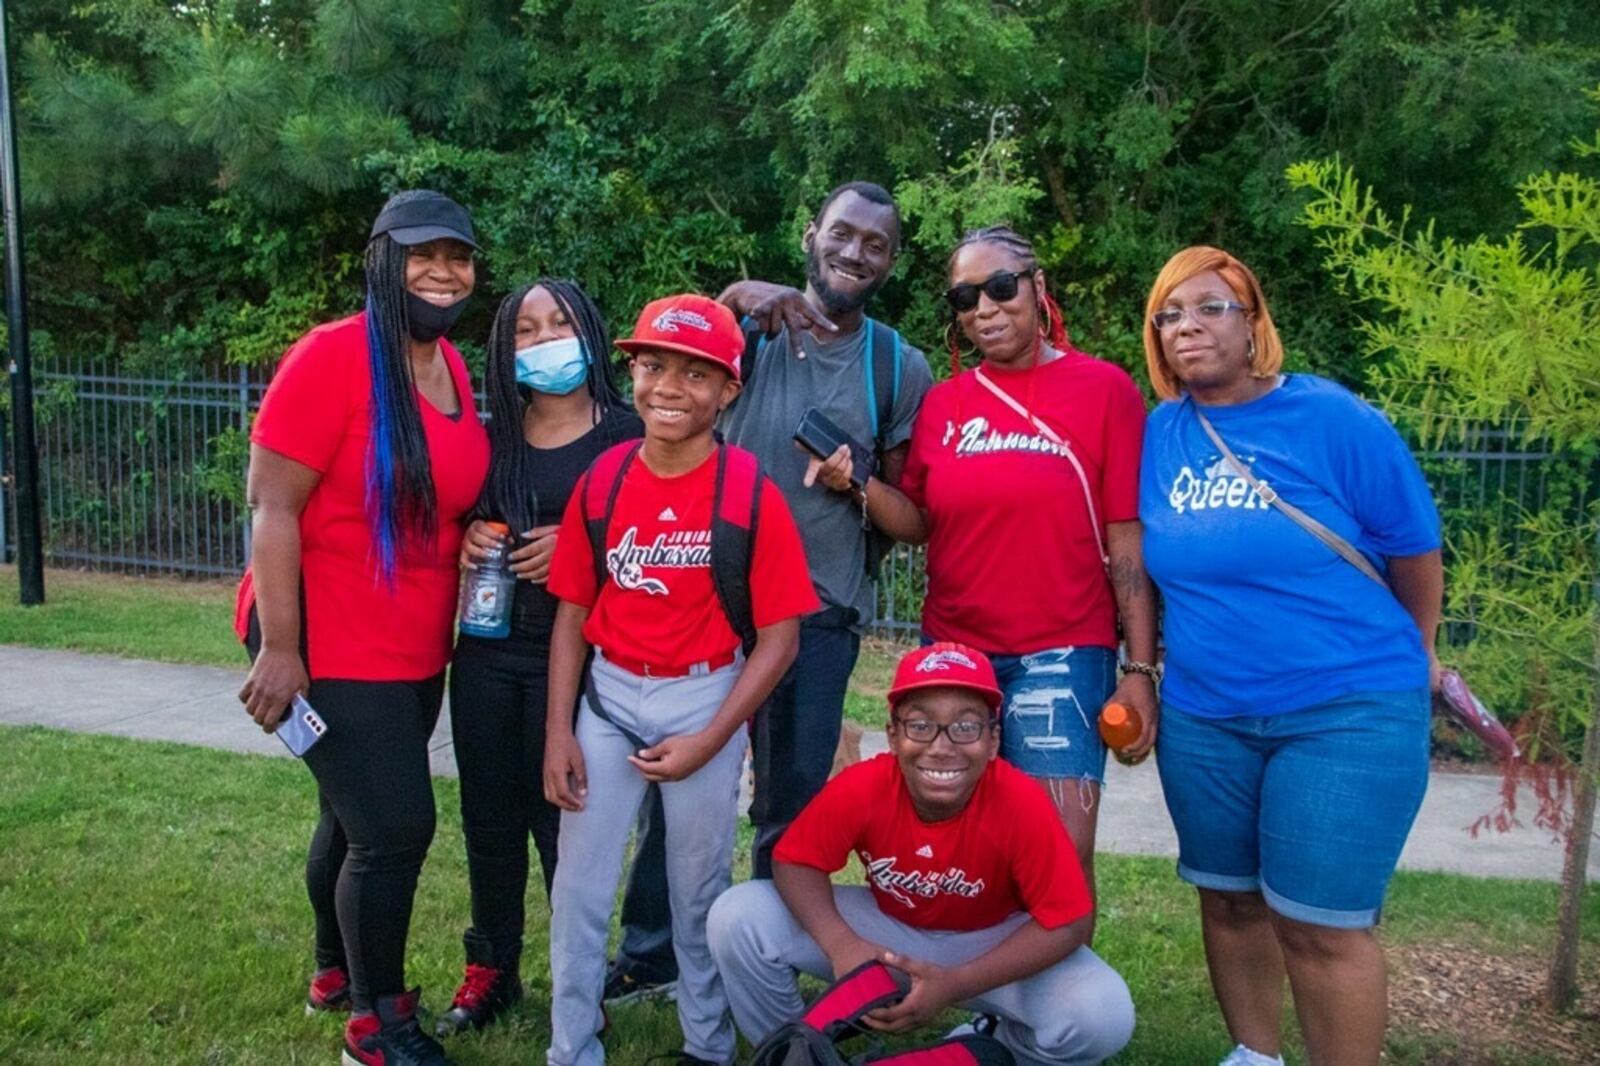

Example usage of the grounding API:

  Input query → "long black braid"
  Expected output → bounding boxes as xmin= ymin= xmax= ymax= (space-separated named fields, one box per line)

xmin=478 ymin=278 xmax=628 ymax=533
xmin=363 ymin=227 xmax=437 ymax=584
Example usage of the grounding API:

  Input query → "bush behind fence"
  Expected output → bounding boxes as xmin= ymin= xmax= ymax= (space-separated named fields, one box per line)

xmin=1 ymin=360 xmax=1593 ymax=644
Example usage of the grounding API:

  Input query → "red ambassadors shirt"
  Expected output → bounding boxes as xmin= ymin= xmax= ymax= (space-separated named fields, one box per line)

xmin=775 ymin=754 xmax=1091 ymax=932
xmin=234 ymin=313 xmax=489 ymax=681
xmin=547 ymin=447 xmax=818 ymax=669
xmin=900 ymin=349 xmax=1145 ymax=653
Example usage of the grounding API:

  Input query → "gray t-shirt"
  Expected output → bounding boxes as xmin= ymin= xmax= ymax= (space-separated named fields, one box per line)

xmin=719 ymin=320 xmax=933 ymax=624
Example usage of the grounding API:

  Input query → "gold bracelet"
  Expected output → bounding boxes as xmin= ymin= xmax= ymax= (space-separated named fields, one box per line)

xmin=1120 ymin=659 xmax=1162 ymax=682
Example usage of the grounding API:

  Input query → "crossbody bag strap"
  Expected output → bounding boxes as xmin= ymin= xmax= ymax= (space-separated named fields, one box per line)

xmin=1192 ymin=405 xmax=1390 ymax=590
xmin=972 ymin=365 xmax=1109 ymax=570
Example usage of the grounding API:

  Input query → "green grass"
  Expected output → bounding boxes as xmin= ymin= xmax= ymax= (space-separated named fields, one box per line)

xmin=2 ymin=726 xmax=1595 ymax=1064
xmin=0 ymin=566 xmax=242 ymax=668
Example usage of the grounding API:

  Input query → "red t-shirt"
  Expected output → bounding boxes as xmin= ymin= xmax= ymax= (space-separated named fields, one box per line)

xmin=900 ymin=349 xmax=1145 ymax=653
xmin=547 ymin=446 xmax=819 ymax=669
xmin=775 ymin=754 xmax=1091 ymax=932
xmin=233 ymin=313 xmax=489 ymax=681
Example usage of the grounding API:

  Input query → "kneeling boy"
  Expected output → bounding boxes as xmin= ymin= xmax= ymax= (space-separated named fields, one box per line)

xmin=708 ymin=642 xmax=1134 ymax=1065
xmin=544 ymin=294 xmax=819 ymax=1065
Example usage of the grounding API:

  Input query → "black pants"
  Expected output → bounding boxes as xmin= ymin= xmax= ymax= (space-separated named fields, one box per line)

xmin=614 ymin=609 xmax=861 ymax=980
xmin=447 ymin=634 xmax=565 ymax=961
xmin=302 ymin=673 xmax=445 ymax=1009
xmin=246 ymin=608 xmax=444 ymax=1009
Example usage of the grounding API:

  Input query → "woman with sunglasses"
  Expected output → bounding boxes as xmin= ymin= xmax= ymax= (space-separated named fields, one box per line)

xmin=1138 ymin=247 xmax=1441 ymax=1066
xmin=808 ymin=225 xmax=1157 ymax=917
xmin=434 ymin=280 xmax=642 ymax=1039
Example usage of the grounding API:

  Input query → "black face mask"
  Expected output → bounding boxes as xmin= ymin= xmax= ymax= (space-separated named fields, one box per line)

xmin=404 ymin=292 xmax=468 ymax=343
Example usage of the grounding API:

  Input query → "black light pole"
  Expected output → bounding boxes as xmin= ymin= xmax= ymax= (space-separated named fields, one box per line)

xmin=0 ymin=0 xmax=42 ymax=605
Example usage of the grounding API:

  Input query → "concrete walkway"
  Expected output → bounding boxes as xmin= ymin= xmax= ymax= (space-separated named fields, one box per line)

xmin=2 ymin=644 xmax=1589 ymax=882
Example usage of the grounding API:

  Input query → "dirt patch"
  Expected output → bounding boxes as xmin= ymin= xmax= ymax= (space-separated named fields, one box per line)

xmin=1390 ymin=942 xmax=1600 ymax=1062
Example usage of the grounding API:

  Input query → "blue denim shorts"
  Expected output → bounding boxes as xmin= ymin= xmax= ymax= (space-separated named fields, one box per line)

xmin=1156 ymin=688 xmax=1431 ymax=928
xmin=991 ymin=645 xmax=1116 ymax=782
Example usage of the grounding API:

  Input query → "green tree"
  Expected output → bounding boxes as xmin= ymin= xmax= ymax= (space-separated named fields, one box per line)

xmin=1287 ymin=90 xmax=1600 ymax=1008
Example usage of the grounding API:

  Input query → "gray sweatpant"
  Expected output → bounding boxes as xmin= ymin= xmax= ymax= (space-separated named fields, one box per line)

xmin=706 ymin=881 xmax=1135 ymax=1065
xmin=547 ymin=651 xmax=747 ymax=1066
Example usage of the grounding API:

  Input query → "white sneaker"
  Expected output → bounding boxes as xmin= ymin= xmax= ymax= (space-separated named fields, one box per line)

xmin=1219 ymin=1045 xmax=1284 ymax=1066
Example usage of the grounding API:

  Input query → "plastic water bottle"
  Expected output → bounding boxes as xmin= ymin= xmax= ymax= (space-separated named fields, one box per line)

xmin=1099 ymin=702 xmax=1145 ymax=764
xmin=458 ymin=522 xmax=515 ymax=639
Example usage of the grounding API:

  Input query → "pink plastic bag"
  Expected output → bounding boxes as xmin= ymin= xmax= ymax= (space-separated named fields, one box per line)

xmin=1434 ymin=668 xmax=1521 ymax=762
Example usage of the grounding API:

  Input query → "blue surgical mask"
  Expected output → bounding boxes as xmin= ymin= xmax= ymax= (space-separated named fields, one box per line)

xmin=514 ymin=336 xmax=589 ymax=395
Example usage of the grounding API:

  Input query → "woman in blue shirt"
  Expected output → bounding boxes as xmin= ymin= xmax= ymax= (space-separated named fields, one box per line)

xmin=1138 ymin=246 xmax=1442 ymax=1066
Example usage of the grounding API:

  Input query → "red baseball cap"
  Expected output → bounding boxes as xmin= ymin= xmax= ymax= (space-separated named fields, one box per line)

xmin=887 ymin=642 xmax=1003 ymax=712
xmin=615 ymin=294 xmax=744 ymax=378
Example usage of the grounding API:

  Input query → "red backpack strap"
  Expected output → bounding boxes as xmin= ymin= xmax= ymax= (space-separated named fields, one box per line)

xmin=582 ymin=440 xmax=644 ymax=595
xmin=709 ymin=443 xmax=763 ymax=652
xmin=800 ymin=960 xmax=909 ymax=1038
xmin=858 ymin=1036 xmax=1014 ymax=1065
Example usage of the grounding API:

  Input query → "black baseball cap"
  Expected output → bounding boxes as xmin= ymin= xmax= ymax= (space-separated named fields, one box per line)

xmin=369 ymin=190 xmax=479 ymax=249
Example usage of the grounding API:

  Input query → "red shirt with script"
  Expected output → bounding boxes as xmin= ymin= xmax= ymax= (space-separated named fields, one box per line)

xmin=547 ymin=445 xmax=818 ymax=670
xmin=899 ymin=349 xmax=1145 ymax=654
xmin=774 ymin=753 xmax=1092 ymax=931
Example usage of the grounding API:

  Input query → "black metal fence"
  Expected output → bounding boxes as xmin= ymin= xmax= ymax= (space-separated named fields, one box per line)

xmin=1 ymin=361 xmax=1589 ymax=638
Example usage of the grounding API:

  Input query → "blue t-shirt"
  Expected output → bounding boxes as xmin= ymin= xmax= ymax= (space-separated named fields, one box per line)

xmin=1140 ymin=374 xmax=1440 ymax=718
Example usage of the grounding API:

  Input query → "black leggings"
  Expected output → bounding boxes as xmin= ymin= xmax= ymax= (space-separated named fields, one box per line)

xmin=301 ymin=673 xmax=445 ymax=1008
xmin=447 ymin=634 xmax=565 ymax=959
xmin=246 ymin=599 xmax=443 ymax=1006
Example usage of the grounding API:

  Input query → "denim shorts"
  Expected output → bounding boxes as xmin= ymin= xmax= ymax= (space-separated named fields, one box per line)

xmin=1156 ymin=688 xmax=1431 ymax=929
xmin=991 ymin=645 xmax=1116 ymax=782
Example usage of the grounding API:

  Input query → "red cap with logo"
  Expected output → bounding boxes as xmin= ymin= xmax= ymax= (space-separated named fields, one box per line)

xmin=615 ymin=293 xmax=745 ymax=378
xmin=887 ymin=642 xmax=1003 ymax=712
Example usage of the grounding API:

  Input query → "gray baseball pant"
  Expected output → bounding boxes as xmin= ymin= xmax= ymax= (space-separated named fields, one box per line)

xmin=706 ymin=881 xmax=1135 ymax=1065
xmin=546 ymin=651 xmax=747 ymax=1066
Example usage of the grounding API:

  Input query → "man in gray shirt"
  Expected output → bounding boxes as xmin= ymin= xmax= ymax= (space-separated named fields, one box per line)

xmin=603 ymin=182 xmax=933 ymax=1006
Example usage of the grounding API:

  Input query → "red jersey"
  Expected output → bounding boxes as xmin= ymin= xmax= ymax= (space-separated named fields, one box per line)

xmin=775 ymin=754 xmax=1091 ymax=932
xmin=233 ymin=313 xmax=489 ymax=681
xmin=547 ymin=446 xmax=818 ymax=669
xmin=900 ymin=349 xmax=1145 ymax=653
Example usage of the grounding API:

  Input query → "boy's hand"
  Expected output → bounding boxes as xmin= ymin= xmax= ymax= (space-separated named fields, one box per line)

xmin=629 ymin=731 xmax=721 ymax=782
xmin=825 ymin=935 xmax=889 ymax=982
xmin=862 ymin=951 xmax=965 ymax=1033
xmin=508 ymin=524 xmax=559 ymax=584
xmin=544 ymin=732 xmax=588 ymax=811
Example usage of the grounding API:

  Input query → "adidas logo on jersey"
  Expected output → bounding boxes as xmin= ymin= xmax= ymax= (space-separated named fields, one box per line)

xmin=915 ymin=844 xmax=934 ymax=859
xmin=658 ymin=506 xmax=678 ymax=521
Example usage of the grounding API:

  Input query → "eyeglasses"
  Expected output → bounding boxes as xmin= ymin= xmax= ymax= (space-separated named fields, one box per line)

xmin=1150 ymin=300 xmax=1247 ymax=332
xmin=944 ymin=270 xmax=1034 ymax=313
xmin=892 ymin=716 xmax=990 ymax=745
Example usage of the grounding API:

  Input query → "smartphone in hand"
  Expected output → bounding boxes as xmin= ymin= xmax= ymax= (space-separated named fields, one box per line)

xmin=276 ymin=694 xmax=328 ymax=758
xmin=793 ymin=407 xmax=876 ymax=490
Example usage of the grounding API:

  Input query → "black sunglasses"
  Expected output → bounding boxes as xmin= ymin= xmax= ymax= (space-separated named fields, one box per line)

xmin=944 ymin=270 xmax=1035 ymax=313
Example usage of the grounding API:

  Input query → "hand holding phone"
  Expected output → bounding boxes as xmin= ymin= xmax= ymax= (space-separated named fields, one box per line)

xmin=794 ymin=407 xmax=876 ymax=492
xmin=275 ymin=694 xmax=328 ymax=758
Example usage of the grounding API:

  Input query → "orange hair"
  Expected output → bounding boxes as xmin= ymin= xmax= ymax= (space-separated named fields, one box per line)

xmin=1141 ymin=246 xmax=1283 ymax=400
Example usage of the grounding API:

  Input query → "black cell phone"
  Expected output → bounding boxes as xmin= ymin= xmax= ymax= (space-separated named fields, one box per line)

xmin=794 ymin=407 xmax=876 ymax=491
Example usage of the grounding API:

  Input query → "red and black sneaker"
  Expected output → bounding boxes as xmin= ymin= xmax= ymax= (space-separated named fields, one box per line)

xmin=306 ymin=965 xmax=352 ymax=1016
xmin=433 ymin=962 xmax=523 ymax=1037
xmin=343 ymin=988 xmax=453 ymax=1066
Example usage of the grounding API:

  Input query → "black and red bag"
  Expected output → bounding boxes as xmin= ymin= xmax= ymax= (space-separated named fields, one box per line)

xmin=747 ymin=961 xmax=1014 ymax=1066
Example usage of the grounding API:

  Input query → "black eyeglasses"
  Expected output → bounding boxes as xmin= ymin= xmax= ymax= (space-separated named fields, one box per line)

xmin=944 ymin=270 xmax=1034 ymax=313
xmin=1150 ymin=300 xmax=1247 ymax=331
xmin=891 ymin=716 xmax=990 ymax=745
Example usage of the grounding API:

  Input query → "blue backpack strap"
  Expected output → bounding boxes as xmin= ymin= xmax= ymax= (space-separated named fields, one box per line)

xmin=709 ymin=444 xmax=763 ymax=652
xmin=862 ymin=317 xmax=902 ymax=446
xmin=739 ymin=314 xmax=769 ymax=386
xmin=581 ymin=440 xmax=644 ymax=596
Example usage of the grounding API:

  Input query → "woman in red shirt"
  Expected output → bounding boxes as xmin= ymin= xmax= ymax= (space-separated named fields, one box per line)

xmin=814 ymin=226 xmax=1157 ymax=915
xmin=234 ymin=190 xmax=490 ymax=1066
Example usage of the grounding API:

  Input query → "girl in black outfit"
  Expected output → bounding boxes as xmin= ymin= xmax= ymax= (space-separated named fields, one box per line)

xmin=435 ymin=280 xmax=642 ymax=1036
